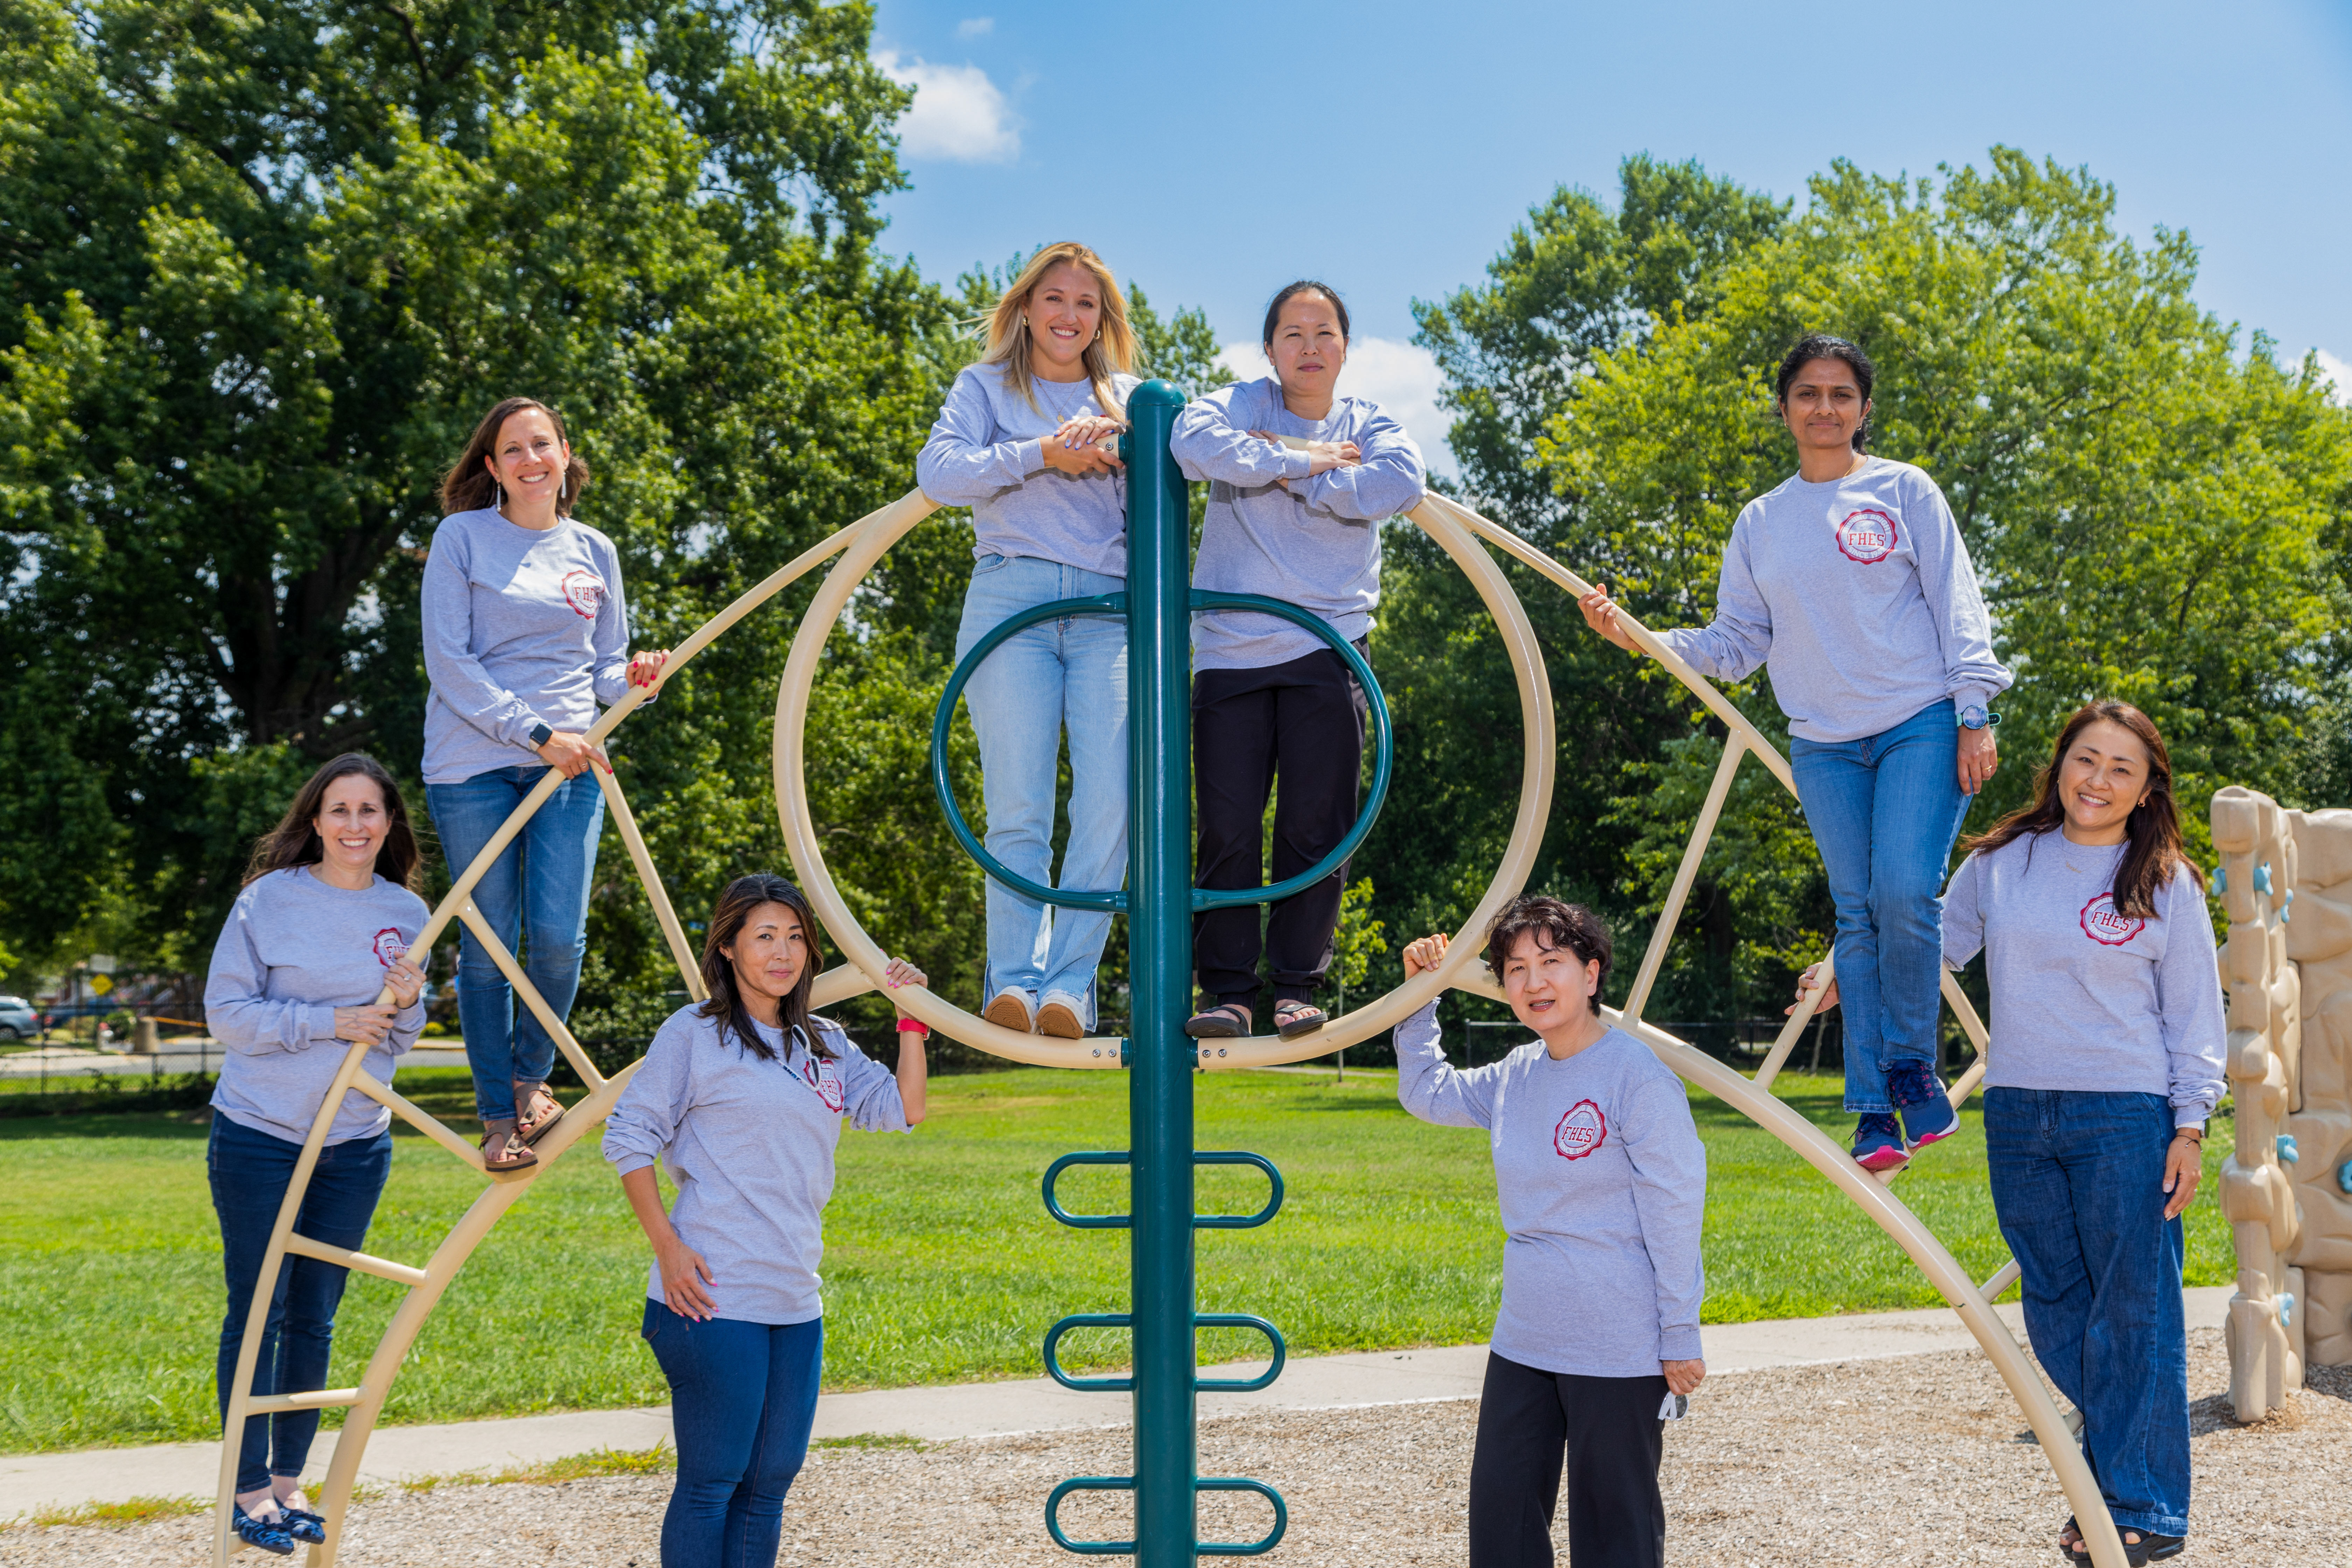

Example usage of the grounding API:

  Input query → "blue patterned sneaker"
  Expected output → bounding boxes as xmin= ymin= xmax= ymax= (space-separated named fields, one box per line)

xmin=1852 ymin=1113 xmax=1909 ymax=1171
xmin=232 ymin=1505 xmax=297 ymax=1557
xmin=279 ymin=1504 xmax=328 ymax=1545
xmin=1888 ymin=1062 xmax=1958 ymax=1148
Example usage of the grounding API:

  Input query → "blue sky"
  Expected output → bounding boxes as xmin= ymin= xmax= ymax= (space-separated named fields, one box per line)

xmin=868 ymin=0 xmax=2352 ymax=472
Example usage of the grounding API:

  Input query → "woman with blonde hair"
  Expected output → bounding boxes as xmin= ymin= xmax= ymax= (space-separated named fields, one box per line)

xmin=422 ymin=396 xmax=668 ymax=1170
xmin=916 ymin=242 xmax=1140 ymax=1039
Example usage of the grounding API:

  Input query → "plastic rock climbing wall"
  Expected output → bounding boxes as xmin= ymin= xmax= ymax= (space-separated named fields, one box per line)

xmin=2213 ymin=788 xmax=2352 ymax=1421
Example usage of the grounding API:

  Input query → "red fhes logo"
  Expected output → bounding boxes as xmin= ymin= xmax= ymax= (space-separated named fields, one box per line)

xmin=2079 ymin=892 xmax=2145 ymax=947
xmin=1835 ymin=508 xmax=1900 ymax=565
xmin=372 ymin=929 xmax=407 ymax=968
xmin=561 ymin=570 xmax=606 ymax=619
xmin=1554 ymin=1099 xmax=1608 ymax=1160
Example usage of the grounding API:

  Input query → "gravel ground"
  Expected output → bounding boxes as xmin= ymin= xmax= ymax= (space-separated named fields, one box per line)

xmin=9 ymin=1329 xmax=2345 ymax=1567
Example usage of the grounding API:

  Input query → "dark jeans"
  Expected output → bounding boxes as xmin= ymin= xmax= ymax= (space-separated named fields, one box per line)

xmin=1468 ymin=1351 xmax=1667 ymax=1568
xmin=209 ymin=1116 xmax=392 ymax=1494
xmin=425 ymin=764 xmax=605 ymax=1122
xmin=643 ymin=1303 xmax=823 ymax=1568
xmin=1986 ymin=1088 xmax=2190 ymax=1537
xmin=1192 ymin=643 xmax=1368 ymax=1007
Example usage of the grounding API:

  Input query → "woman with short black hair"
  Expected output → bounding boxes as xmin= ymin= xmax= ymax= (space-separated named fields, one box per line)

xmin=1395 ymin=895 xmax=1705 ymax=1568
xmin=205 ymin=753 xmax=430 ymax=1555
xmin=1581 ymin=333 xmax=2011 ymax=1172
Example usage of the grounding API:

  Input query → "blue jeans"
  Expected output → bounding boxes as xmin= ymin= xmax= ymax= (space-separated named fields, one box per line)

xmin=643 ymin=1303 xmax=823 ymax=1568
xmin=953 ymin=554 xmax=1129 ymax=1024
xmin=426 ymin=765 xmax=604 ymax=1122
xmin=1985 ymin=1090 xmax=2190 ymax=1538
xmin=1788 ymin=700 xmax=1971 ymax=1113
xmin=209 ymin=1116 xmax=392 ymax=1494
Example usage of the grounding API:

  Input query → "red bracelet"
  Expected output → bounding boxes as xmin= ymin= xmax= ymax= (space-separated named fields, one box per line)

xmin=895 ymin=1016 xmax=930 ymax=1035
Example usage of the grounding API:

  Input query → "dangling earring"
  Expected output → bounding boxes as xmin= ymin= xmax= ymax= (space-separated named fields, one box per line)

xmin=494 ymin=480 xmax=506 ymax=512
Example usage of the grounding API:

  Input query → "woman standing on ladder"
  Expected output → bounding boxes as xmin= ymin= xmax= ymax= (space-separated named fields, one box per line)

xmin=917 ymin=242 xmax=1139 ymax=1040
xmin=204 ymin=754 xmax=429 ymax=1556
xmin=423 ymin=398 xmax=669 ymax=1171
xmin=1172 ymin=280 xmax=1425 ymax=1042
xmin=1801 ymin=702 xmax=2222 ymax=1564
xmin=1579 ymin=334 xmax=2010 ymax=1171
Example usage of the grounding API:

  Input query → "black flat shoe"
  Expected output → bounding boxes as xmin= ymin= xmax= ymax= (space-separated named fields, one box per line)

xmin=233 ymin=1505 xmax=297 ymax=1557
xmin=280 ymin=1504 xmax=328 ymax=1545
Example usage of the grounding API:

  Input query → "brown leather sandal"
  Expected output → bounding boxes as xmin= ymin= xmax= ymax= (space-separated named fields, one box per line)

xmin=481 ymin=1118 xmax=538 ymax=1172
xmin=514 ymin=1082 xmax=565 ymax=1146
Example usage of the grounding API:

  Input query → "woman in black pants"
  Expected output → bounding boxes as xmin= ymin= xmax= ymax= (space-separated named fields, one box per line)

xmin=1397 ymin=896 xmax=1707 ymax=1567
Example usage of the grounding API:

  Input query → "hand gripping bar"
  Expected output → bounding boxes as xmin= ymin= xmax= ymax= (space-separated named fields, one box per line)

xmin=931 ymin=592 xmax=1132 ymax=913
xmin=1040 ymin=1149 xmax=1283 ymax=1230
xmin=1043 ymin=1475 xmax=1287 ymax=1557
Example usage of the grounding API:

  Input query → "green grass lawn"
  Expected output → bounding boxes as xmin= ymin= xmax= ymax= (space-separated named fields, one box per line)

xmin=0 ymin=1064 xmax=2235 ymax=1453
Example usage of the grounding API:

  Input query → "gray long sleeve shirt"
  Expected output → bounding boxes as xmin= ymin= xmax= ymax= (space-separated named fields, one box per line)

xmin=1172 ymin=377 xmax=1426 ymax=671
xmin=1942 ymin=833 xmax=2227 ymax=1128
xmin=203 ymin=867 xmax=429 ymax=1144
xmin=915 ymin=363 xmax=1141 ymax=579
xmin=1395 ymin=1003 xmax=1706 ymax=1377
xmin=421 ymin=508 xmax=635 ymax=785
xmin=1656 ymin=458 xmax=2011 ymax=743
xmin=603 ymin=1007 xmax=909 ymax=1325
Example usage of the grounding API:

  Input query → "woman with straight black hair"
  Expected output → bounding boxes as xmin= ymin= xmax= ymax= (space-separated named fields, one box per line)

xmin=204 ymin=753 xmax=429 ymax=1555
xmin=604 ymin=875 xmax=930 ymax=1568
xmin=1800 ymin=701 xmax=2222 ymax=1564
xmin=1172 ymin=280 xmax=1425 ymax=1042
xmin=424 ymin=396 xmax=670 ymax=1171
xmin=1395 ymin=896 xmax=1705 ymax=1568
xmin=1581 ymin=333 xmax=2011 ymax=1172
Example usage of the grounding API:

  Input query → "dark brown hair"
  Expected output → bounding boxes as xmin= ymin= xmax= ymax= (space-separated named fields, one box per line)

xmin=1775 ymin=332 xmax=1875 ymax=453
xmin=438 ymin=397 xmax=591 ymax=516
xmin=1484 ymin=895 xmax=1612 ymax=1016
xmin=1967 ymin=701 xmax=2202 ymax=919
xmin=1261 ymin=280 xmax=1350 ymax=348
xmin=243 ymin=753 xmax=421 ymax=890
xmin=696 ymin=874 xmax=824 ymax=1062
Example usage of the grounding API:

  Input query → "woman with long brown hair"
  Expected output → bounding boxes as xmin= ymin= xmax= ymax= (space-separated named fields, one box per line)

xmin=1799 ymin=701 xmax=2222 ymax=1564
xmin=203 ymin=753 xmax=430 ymax=1555
xmin=422 ymin=396 xmax=670 ymax=1171
xmin=603 ymin=875 xmax=930 ymax=1568
xmin=915 ymin=242 xmax=1139 ymax=1042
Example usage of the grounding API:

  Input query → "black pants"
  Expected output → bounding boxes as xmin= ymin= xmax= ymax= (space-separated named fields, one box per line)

xmin=1191 ymin=643 xmax=1368 ymax=1007
xmin=1468 ymin=1352 xmax=1668 ymax=1568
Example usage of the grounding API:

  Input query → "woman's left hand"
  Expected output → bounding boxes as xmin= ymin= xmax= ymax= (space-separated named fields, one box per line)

xmin=1661 ymin=1358 xmax=1705 ymax=1396
xmin=2162 ymin=1131 xmax=2204 ymax=1220
xmin=1957 ymin=726 xmax=1998 ymax=795
xmin=384 ymin=956 xmax=427 ymax=1011
xmin=1056 ymin=414 xmax=1127 ymax=464
xmin=628 ymin=648 xmax=671 ymax=689
xmin=881 ymin=957 xmax=927 ymax=1018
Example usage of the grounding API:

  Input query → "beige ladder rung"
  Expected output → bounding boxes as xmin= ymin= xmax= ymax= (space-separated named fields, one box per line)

xmin=1980 ymin=1257 xmax=2022 ymax=1298
xmin=352 ymin=1070 xmax=488 ymax=1172
xmin=244 ymin=1387 xmax=363 ymax=1415
xmin=284 ymin=1232 xmax=431 ymax=1289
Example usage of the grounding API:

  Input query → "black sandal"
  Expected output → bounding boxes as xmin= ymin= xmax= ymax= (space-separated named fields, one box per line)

xmin=1273 ymin=1000 xmax=1327 ymax=1040
xmin=1184 ymin=1003 xmax=1252 ymax=1038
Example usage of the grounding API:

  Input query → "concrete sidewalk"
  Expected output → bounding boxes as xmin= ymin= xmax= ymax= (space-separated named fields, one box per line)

xmin=0 ymin=1045 xmax=471 ymax=1081
xmin=0 ymin=1287 xmax=2232 ymax=1516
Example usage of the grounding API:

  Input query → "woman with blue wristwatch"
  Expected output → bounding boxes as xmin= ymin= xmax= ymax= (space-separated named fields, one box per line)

xmin=1579 ymin=333 xmax=2011 ymax=1171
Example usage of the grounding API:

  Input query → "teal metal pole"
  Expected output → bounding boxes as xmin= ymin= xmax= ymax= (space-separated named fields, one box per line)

xmin=1124 ymin=379 xmax=1195 ymax=1566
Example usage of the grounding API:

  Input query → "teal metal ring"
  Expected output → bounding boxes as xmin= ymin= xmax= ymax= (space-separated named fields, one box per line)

xmin=1044 ymin=1475 xmax=1136 ymax=1554
xmin=1043 ymin=1150 xmax=1133 ymax=1229
xmin=931 ymin=593 xmax=1131 ymax=914
xmin=1194 ymin=1477 xmax=1288 ymax=1556
xmin=1187 ymin=590 xmax=1392 ymax=911
xmin=1192 ymin=1313 xmax=1286 ymax=1392
xmin=1190 ymin=1150 xmax=1283 ymax=1229
xmin=1042 ymin=1312 xmax=1134 ymax=1392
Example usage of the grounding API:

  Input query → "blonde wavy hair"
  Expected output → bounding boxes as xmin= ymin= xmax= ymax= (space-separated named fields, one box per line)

xmin=979 ymin=241 xmax=1135 ymax=415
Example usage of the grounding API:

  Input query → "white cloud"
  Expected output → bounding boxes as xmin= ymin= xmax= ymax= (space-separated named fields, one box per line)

xmin=872 ymin=50 xmax=1019 ymax=164
xmin=2311 ymin=348 xmax=2352 ymax=408
xmin=1217 ymin=337 xmax=1457 ymax=476
xmin=955 ymin=16 xmax=994 ymax=38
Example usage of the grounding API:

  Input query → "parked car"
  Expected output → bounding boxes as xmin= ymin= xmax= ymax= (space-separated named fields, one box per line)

xmin=0 ymin=995 xmax=36 ymax=1040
